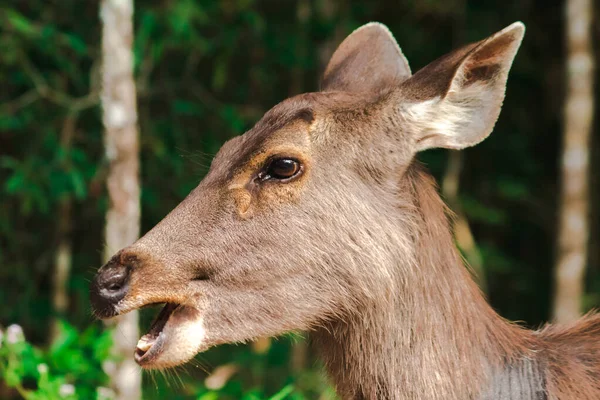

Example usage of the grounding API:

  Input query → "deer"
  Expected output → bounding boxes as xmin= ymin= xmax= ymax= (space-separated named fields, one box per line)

xmin=91 ymin=22 xmax=600 ymax=399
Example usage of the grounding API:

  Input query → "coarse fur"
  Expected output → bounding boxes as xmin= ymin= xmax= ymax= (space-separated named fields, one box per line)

xmin=91 ymin=22 xmax=600 ymax=399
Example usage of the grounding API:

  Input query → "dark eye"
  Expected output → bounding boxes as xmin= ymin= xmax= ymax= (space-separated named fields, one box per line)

xmin=262 ymin=158 xmax=301 ymax=181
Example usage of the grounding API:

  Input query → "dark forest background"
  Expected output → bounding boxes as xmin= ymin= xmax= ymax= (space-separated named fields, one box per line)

xmin=1 ymin=0 xmax=599 ymax=399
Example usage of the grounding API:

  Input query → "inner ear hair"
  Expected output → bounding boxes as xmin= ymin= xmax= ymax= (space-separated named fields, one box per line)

xmin=400 ymin=22 xmax=525 ymax=151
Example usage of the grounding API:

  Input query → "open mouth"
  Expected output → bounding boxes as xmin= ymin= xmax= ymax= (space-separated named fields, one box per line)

xmin=134 ymin=303 xmax=180 ymax=365
xmin=132 ymin=302 xmax=207 ymax=368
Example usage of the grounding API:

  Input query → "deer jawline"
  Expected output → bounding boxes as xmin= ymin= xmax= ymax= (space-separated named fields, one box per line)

xmin=133 ymin=303 xmax=207 ymax=368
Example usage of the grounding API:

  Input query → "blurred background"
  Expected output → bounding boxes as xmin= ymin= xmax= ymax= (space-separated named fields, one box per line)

xmin=0 ymin=0 xmax=598 ymax=399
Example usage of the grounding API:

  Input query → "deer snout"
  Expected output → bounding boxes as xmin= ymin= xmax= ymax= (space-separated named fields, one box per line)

xmin=90 ymin=255 xmax=132 ymax=318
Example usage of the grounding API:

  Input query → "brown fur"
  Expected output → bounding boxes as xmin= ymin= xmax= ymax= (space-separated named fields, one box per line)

xmin=92 ymin=22 xmax=600 ymax=399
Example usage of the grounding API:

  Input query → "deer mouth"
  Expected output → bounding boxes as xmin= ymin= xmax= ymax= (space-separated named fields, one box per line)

xmin=134 ymin=302 xmax=206 ymax=368
xmin=134 ymin=303 xmax=178 ymax=365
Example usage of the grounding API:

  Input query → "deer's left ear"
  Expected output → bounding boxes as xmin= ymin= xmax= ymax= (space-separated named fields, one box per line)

xmin=322 ymin=22 xmax=411 ymax=93
xmin=401 ymin=22 xmax=525 ymax=151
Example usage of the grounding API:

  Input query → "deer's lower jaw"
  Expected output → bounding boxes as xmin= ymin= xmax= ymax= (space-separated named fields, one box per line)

xmin=133 ymin=303 xmax=207 ymax=369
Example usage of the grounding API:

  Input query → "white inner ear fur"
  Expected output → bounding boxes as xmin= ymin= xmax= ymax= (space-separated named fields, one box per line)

xmin=402 ymin=77 xmax=499 ymax=152
xmin=401 ymin=22 xmax=524 ymax=152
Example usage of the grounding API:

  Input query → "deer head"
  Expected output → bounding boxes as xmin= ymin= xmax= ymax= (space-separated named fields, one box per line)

xmin=91 ymin=22 xmax=524 ymax=370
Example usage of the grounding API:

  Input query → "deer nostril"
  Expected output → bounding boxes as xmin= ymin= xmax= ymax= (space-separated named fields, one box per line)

xmin=95 ymin=266 xmax=130 ymax=303
xmin=90 ymin=254 xmax=136 ymax=318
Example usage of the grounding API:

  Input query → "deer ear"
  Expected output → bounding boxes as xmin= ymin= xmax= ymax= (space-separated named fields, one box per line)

xmin=321 ymin=22 xmax=411 ymax=93
xmin=401 ymin=22 xmax=525 ymax=151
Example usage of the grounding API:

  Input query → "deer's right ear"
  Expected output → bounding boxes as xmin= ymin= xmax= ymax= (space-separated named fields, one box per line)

xmin=321 ymin=23 xmax=411 ymax=93
xmin=400 ymin=22 xmax=525 ymax=151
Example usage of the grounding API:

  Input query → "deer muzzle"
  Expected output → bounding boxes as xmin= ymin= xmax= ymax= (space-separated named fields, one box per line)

xmin=90 ymin=249 xmax=209 ymax=369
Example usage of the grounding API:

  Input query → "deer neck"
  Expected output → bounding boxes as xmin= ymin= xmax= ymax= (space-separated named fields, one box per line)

xmin=313 ymin=163 xmax=536 ymax=400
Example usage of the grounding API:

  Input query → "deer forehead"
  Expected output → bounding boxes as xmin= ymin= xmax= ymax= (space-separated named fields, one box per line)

xmin=217 ymin=96 xmax=359 ymax=173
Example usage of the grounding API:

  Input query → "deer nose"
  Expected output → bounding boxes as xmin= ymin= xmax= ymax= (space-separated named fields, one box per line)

xmin=90 ymin=260 xmax=131 ymax=318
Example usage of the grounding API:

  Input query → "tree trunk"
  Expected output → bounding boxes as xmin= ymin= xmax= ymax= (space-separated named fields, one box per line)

xmin=442 ymin=151 xmax=486 ymax=291
xmin=553 ymin=0 xmax=595 ymax=323
xmin=50 ymin=113 xmax=77 ymax=344
xmin=100 ymin=0 xmax=142 ymax=398
xmin=50 ymin=198 xmax=72 ymax=343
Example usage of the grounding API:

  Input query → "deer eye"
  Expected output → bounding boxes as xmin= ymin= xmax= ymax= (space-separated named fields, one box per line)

xmin=261 ymin=158 xmax=302 ymax=181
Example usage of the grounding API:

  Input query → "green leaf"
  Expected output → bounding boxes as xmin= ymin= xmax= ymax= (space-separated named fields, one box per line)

xmin=460 ymin=196 xmax=507 ymax=226
xmin=197 ymin=392 xmax=219 ymax=400
xmin=65 ymin=33 xmax=87 ymax=55
xmin=241 ymin=393 xmax=262 ymax=400
xmin=92 ymin=328 xmax=114 ymax=363
xmin=497 ymin=179 xmax=530 ymax=200
xmin=0 ymin=156 xmax=19 ymax=170
xmin=219 ymin=105 xmax=245 ymax=134
xmin=49 ymin=321 xmax=78 ymax=357
xmin=4 ymin=368 xmax=22 ymax=387
xmin=5 ymin=172 xmax=24 ymax=193
xmin=212 ymin=57 xmax=229 ymax=91
xmin=6 ymin=10 xmax=37 ymax=36
xmin=269 ymin=385 xmax=294 ymax=400
xmin=172 ymin=100 xmax=204 ymax=116
xmin=69 ymin=170 xmax=87 ymax=199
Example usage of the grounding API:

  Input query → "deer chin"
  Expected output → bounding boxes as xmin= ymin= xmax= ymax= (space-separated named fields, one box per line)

xmin=133 ymin=303 xmax=207 ymax=369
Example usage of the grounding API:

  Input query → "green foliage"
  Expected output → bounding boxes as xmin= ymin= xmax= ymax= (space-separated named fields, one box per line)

xmin=0 ymin=322 xmax=331 ymax=399
xmin=0 ymin=323 xmax=110 ymax=399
